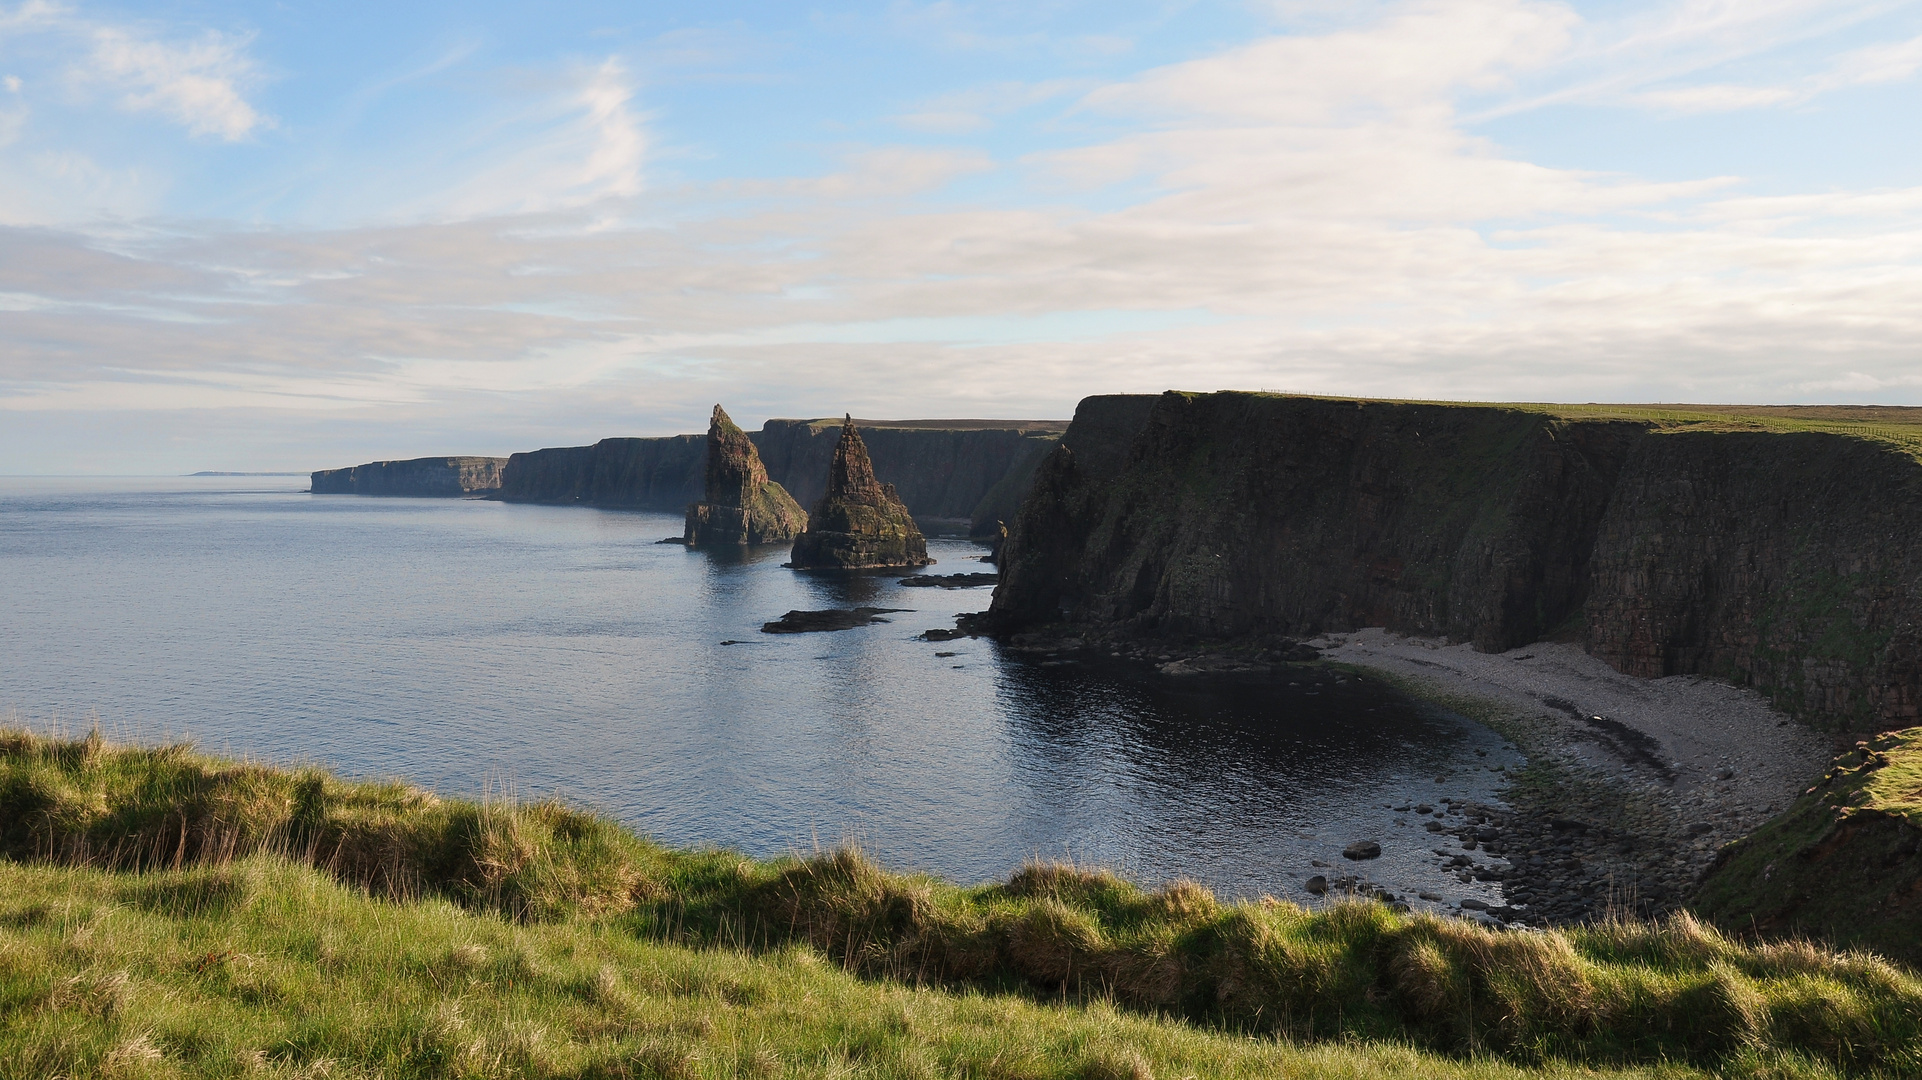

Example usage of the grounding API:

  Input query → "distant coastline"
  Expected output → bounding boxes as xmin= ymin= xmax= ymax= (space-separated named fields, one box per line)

xmin=186 ymin=471 xmax=308 ymax=476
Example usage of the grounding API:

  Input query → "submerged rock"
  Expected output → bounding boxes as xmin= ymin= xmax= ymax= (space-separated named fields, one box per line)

xmin=761 ymin=607 xmax=910 ymax=634
xmin=788 ymin=417 xmax=932 ymax=569
xmin=684 ymin=405 xmax=808 ymax=546
xmin=899 ymin=573 xmax=999 ymax=589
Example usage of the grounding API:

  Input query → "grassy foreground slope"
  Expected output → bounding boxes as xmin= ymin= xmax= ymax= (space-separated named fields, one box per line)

xmin=5 ymin=729 xmax=1922 ymax=1078
xmin=1697 ymin=728 xmax=1922 ymax=966
xmin=0 ymin=857 xmax=1720 ymax=1080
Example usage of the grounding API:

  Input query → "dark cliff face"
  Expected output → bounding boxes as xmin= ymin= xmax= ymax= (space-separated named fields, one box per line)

xmin=789 ymin=419 xmax=931 ymax=569
xmin=992 ymin=392 xmax=1922 ymax=729
xmin=1586 ymin=431 xmax=1922 ymax=727
xmin=753 ymin=420 xmax=1063 ymax=532
xmin=496 ymin=437 xmax=705 ymax=509
xmin=497 ymin=420 xmax=1062 ymax=523
xmin=310 ymin=457 xmax=505 ymax=497
xmin=994 ymin=393 xmax=1633 ymax=651
xmin=684 ymin=406 xmax=808 ymax=545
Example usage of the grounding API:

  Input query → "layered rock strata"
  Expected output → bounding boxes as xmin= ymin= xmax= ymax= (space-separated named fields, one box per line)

xmin=684 ymin=405 xmax=808 ymax=545
xmin=789 ymin=418 xmax=932 ymax=570
xmin=991 ymin=392 xmax=1922 ymax=730
xmin=309 ymin=457 xmax=505 ymax=497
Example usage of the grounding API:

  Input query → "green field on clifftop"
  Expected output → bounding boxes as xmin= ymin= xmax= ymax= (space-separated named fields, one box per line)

xmin=1254 ymin=394 xmax=1922 ymax=458
xmin=6 ymin=729 xmax=1922 ymax=1078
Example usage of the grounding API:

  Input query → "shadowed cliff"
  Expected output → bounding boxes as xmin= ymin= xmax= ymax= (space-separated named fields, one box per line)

xmin=495 ymin=419 xmax=1063 ymax=532
xmin=991 ymin=391 xmax=1922 ymax=730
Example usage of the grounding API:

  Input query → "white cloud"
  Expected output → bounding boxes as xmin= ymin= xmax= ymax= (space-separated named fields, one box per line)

xmin=1633 ymin=82 xmax=1800 ymax=111
xmin=1630 ymin=29 xmax=1922 ymax=113
xmin=1084 ymin=0 xmax=1577 ymax=123
xmin=421 ymin=59 xmax=647 ymax=219
xmin=0 ymin=3 xmax=270 ymax=150
xmin=88 ymin=26 xmax=266 ymax=140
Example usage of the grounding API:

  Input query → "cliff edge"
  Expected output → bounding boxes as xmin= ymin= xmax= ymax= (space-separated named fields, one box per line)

xmin=789 ymin=418 xmax=932 ymax=569
xmin=684 ymin=405 xmax=808 ymax=545
xmin=991 ymin=392 xmax=1922 ymax=730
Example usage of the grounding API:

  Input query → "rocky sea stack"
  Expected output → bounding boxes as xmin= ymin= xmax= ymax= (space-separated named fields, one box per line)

xmin=789 ymin=417 xmax=932 ymax=569
xmin=683 ymin=405 xmax=808 ymax=545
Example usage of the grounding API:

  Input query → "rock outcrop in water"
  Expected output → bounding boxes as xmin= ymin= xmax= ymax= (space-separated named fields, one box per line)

xmin=684 ymin=406 xmax=808 ymax=545
xmin=991 ymin=391 xmax=1922 ymax=730
xmin=789 ymin=418 xmax=932 ymax=570
xmin=310 ymin=457 xmax=505 ymax=497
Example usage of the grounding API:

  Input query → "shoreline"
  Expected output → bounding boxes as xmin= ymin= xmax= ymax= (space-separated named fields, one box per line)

xmin=1319 ymin=628 xmax=1839 ymax=924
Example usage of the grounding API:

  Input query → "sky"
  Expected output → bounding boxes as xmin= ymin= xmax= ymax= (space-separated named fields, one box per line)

xmin=2 ymin=0 xmax=1921 ymax=472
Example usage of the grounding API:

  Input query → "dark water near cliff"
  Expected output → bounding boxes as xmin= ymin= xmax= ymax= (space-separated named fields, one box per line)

xmin=0 ymin=476 xmax=1517 ymax=904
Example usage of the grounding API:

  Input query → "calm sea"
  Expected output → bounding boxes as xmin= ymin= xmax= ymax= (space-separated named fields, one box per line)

xmin=0 ymin=476 xmax=1518 ymax=904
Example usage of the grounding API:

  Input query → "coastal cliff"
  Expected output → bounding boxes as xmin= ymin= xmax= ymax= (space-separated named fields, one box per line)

xmin=496 ymin=419 xmax=1062 ymax=529
xmin=753 ymin=419 xmax=1062 ymax=533
xmin=495 ymin=436 xmax=706 ymax=509
xmin=991 ymin=392 xmax=1922 ymax=730
xmin=309 ymin=456 xmax=505 ymax=497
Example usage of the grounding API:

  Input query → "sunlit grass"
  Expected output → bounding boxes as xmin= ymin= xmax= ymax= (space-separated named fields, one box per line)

xmin=4 ymin=727 xmax=1918 ymax=1077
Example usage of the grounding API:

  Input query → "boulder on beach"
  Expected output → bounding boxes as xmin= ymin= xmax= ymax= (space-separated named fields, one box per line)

xmin=788 ymin=417 xmax=932 ymax=569
xmin=684 ymin=405 xmax=809 ymax=546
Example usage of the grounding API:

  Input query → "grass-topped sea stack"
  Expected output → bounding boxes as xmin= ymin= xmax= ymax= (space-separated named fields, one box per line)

xmin=683 ymin=405 xmax=808 ymax=545
xmin=789 ymin=416 xmax=931 ymax=569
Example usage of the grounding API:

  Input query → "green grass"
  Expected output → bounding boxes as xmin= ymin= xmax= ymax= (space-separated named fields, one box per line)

xmin=1239 ymin=393 xmax=1922 ymax=460
xmin=1857 ymin=730 xmax=1922 ymax=825
xmin=5 ymin=728 xmax=1921 ymax=1078
xmin=3 ymin=856 xmax=1759 ymax=1080
xmin=1696 ymin=730 xmax=1922 ymax=965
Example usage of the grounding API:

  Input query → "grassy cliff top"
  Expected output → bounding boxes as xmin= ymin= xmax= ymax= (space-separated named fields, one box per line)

xmin=1203 ymin=392 xmax=1922 ymax=459
xmin=6 ymin=727 xmax=1922 ymax=1077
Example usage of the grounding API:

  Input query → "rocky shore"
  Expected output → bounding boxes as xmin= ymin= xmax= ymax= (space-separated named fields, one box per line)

xmin=1327 ymin=630 xmax=1839 ymax=925
xmin=974 ymin=620 xmax=1841 ymax=927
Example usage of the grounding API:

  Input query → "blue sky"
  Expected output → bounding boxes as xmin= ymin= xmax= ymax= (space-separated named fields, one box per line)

xmin=3 ymin=0 xmax=1921 ymax=471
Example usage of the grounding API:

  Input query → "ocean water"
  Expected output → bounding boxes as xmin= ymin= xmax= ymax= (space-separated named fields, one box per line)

xmin=0 ymin=476 xmax=1520 ymax=904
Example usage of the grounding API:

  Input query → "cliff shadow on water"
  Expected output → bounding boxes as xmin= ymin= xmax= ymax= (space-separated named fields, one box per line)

xmin=992 ymin=391 xmax=1922 ymax=732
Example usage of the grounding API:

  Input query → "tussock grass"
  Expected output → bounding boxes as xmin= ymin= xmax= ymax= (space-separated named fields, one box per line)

xmin=2 ymin=857 xmax=1751 ymax=1080
xmin=5 ymin=728 xmax=1920 ymax=1076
